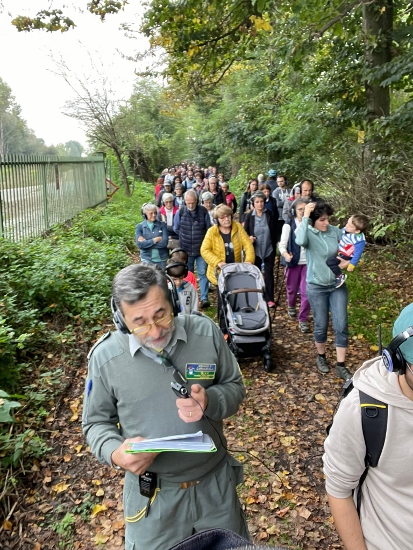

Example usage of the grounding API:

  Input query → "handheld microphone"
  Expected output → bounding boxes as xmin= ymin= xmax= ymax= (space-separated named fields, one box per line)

xmin=171 ymin=382 xmax=189 ymax=398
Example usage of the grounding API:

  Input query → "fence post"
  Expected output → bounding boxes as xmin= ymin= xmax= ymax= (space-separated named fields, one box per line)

xmin=0 ymin=156 xmax=3 ymax=238
xmin=42 ymin=160 xmax=49 ymax=231
xmin=0 ymin=190 xmax=3 ymax=238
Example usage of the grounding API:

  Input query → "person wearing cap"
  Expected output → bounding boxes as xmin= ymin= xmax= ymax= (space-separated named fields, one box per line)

xmin=264 ymin=169 xmax=278 ymax=194
xmin=323 ymin=302 xmax=413 ymax=550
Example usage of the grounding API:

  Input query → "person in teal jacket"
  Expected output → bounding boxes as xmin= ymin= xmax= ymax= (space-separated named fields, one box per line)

xmin=295 ymin=201 xmax=352 ymax=380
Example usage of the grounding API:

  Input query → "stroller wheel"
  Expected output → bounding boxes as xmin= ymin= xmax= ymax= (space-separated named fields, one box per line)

xmin=263 ymin=355 xmax=273 ymax=372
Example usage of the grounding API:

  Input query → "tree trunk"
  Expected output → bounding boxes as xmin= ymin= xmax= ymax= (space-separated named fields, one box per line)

xmin=362 ymin=0 xmax=393 ymax=123
xmin=362 ymin=0 xmax=393 ymax=172
xmin=113 ymin=146 xmax=131 ymax=196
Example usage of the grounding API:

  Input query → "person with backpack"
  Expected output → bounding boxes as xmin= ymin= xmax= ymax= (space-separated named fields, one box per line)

xmin=323 ymin=302 xmax=413 ymax=550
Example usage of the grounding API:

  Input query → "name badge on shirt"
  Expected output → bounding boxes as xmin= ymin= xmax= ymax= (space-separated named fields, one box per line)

xmin=186 ymin=363 xmax=216 ymax=380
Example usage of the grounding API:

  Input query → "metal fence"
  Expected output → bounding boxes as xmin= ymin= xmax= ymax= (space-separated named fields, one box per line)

xmin=0 ymin=154 xmax=107 ymax=242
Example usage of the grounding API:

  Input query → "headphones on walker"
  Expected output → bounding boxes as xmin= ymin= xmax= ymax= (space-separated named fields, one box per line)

xmin=141 ymin=203 xmax=157 ymax=220
xmin=382 ymin=326 xmax=413 ymax=374
xmin=111 ymin=273 xmax=181 ymax=334
xmin=165 ymin=261 xmax=189 ymax=278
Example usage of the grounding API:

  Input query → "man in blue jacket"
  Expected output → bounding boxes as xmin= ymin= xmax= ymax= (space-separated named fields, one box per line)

xmin=174 ymin=190 xmax=211 ymax=308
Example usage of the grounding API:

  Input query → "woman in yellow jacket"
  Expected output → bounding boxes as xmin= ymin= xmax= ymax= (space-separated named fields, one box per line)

xmin=201 ymin=204 xmax=255 ymax=285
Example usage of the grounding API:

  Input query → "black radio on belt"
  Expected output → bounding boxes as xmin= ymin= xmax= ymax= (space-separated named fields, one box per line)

xmin=139 ymin=471 xmax=157 ymax=498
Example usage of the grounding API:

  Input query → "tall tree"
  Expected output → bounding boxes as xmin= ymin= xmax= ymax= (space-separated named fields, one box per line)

xmin=140 ymin=0 xmax=407 ymax=133
xmin=55 ymin=60 xmax=132 ymax=195
xmin=65 ymin=140 xmax=84 ymax=157
xmin=0 ymin=77 xmax=54 ymax=155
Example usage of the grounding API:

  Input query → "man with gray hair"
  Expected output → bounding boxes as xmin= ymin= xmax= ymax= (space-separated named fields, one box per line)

xmin=174 ymin=190 xmax=211 ymax=308
xmin=82 ymin=263 xmax=249 ymax=550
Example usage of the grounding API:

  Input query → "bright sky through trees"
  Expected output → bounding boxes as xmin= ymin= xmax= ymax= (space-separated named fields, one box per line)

xmin=0 ymin=0 xmax=147 ymax=148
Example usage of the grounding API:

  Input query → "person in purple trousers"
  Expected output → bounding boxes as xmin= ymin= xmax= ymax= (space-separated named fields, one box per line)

xmin=278 ymin=198 xmax=311 ymax=332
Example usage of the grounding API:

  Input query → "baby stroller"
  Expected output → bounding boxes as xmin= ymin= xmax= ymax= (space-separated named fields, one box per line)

xmin=217 ymin=263 xmax=273 ymax=372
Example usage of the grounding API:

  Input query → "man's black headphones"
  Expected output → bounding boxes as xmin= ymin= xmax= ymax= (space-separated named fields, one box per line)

xmin=297 ymin=179 xmax=314 ymax=194
xmin=170 ymin=247 xmax=187 ymax=258
xmin=382 ymin=326 xmax=413 ymax=374
xmin=141 ymin=202 xmax=156 ymax=220
xmin=165 ymin=261 xmax=189 ymax=278
xmin=212 ymin=206 xmax=233 ymax=225
xmin=213 ymin=214 xmax=233 ymax=225
xmin=250 ymin=191 xmax=266 ymax=205
xmin=110 ymin=274 xmax=180 ymax=334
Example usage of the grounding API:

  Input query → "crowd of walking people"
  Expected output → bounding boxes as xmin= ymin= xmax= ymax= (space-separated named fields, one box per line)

xmin=90 ymin=160 xmax=413 ymax=550
xmin=135 ymin=161 xmax=369 ymax=382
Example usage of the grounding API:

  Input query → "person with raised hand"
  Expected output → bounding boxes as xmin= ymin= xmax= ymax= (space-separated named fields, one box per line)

xmin=295 ymin=201 xmax=351 ymax=380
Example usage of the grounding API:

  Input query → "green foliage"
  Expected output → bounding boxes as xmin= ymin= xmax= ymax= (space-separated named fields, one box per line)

xmin=347 ymin=258 xmax=398 ymax=345
xmin=0 ymin=429 xmax=51 ymax=468
xmin=51 ymin=511 xmax=76 ymax=548
xmin=0 ymin=194 xmax=140 ymax=391
xmin=0 ymin=390 xmax=21 ymax=423
xmin=72 ymin=492 xmax=99 ymax=521
xmin=11 ymin=1 xmax=127 ymax=32
xmin=0 ymin=190 xmax=151 ymax=504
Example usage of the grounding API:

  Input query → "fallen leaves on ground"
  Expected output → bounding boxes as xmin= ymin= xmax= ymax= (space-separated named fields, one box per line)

xmin=2 ymin=250 xmax=413 ymax=549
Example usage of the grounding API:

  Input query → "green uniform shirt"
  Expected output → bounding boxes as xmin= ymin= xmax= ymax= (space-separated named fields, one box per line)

xmin=82 ymin=314 xmax=245 ymax=482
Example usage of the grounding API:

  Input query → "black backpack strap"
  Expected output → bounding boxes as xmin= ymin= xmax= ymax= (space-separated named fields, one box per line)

xmin=356 ymin=390 xmax=388 ymax=515
xmin=359 ymin=390 xmax=388 ymax=468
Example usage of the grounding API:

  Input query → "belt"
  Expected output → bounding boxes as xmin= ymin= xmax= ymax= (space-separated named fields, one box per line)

xmin=159 ymin=478 xmax=201 ymax=490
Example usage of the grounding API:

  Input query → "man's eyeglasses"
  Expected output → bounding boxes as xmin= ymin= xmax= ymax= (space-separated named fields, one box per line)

xmin=132 ymin=313 xmax=173 ymax=336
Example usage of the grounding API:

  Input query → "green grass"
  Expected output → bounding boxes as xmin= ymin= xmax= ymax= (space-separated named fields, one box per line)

xmin=346 ymin=256 xmax=399 ymax=346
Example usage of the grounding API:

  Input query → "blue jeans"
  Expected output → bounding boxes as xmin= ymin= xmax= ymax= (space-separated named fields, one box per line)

xmin=188 ymin=255 xmax=209 ymax=301
xmin=306 ymin=282 xmax=348 ymax=348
